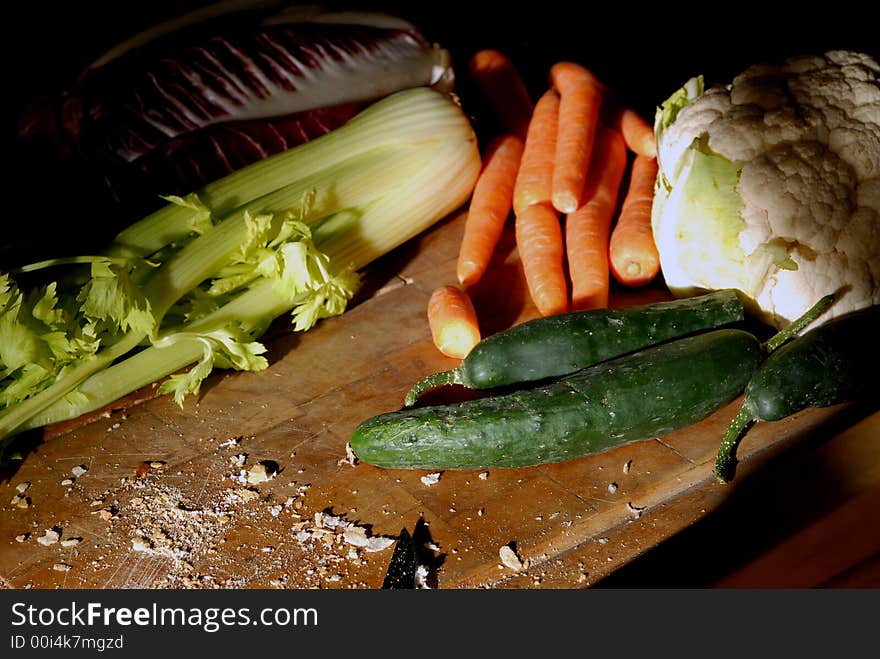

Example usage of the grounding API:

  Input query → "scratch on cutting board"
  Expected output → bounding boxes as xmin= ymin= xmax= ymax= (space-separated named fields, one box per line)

xmin=54 ymin=455 xmax=96 ymax=471
xmin=65 ymin=523 xmax=111 ymax=546
xmin=372 ymin=274 xmax=415 ymax=299
xmin=104 ymin=552 xmax=171 ymax=589
xmin=653 ymin=437 xmax=698 ymax=465
xmin=192 ymin=467 xmax=217 ymax=508
xmin=3 ymin=553 xmax=62 ymax=585
xmin=136 ymin=555 xmax=173 ymax=588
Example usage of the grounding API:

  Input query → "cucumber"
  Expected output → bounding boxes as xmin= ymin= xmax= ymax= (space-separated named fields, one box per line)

xmin=352 ymin=328 xmax=763 ymax=470
xmin=404 ymin=289 xmax=745 ymax=406
xmin=714 ymin=303 xmax=879 ymax=483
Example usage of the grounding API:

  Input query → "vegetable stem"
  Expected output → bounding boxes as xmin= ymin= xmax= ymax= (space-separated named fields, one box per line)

xmin=761 ymin=293 xmax=835 ymax=353
xmin=404 ymin=370 xmax=462 ymax=407
xmin=0 ymin=331 xmax=144 ymax=439
xmin=715 ymin=291 xmax=838 ymax=484
xmin=0 ymin=87 xmax=480 ymax=448
xmin=714 ymin=405 xmax=755 ymax=483
xmin=13 ymin=255 xmax=129 ymax=275
xmin=107 ymin=89 xmax=471 ymax=258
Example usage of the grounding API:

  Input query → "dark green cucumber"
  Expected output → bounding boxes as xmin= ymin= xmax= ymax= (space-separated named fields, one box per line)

xmin=747 ymin=305 xmax=880 ymax=421
xmin=404 ymin=289 xmax=745 ymax=406
xmin=715 ymin=304 xmax=880 ymax=483
xmin=353 ymin=328 xmax=762 ymax=470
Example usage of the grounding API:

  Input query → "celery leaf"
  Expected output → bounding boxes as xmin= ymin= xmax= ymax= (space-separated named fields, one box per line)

xmin=77 ymin=258 xmax=155 ymax=335
xmin=161 ymin=193 xmax=214 ymax=236
xmin=156 ymin=325 xmax=268 ymax=407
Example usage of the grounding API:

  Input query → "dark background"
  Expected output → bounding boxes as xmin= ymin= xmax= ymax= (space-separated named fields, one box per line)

xmin=3 ymin=0 xmax=877 ymax=263
xmin=5 ymin=1 xmax=878 ymax=116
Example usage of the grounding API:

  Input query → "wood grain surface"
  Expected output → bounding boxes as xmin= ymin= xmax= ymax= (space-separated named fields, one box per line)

xmin=1 ymin=207 xmax=875 ymax=590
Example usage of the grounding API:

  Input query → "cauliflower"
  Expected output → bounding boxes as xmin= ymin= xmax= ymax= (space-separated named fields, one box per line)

xmin=652 ymin=50 xmax=880 ymax=329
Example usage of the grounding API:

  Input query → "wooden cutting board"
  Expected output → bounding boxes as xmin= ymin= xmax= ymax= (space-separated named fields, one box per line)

xmin=0 ymin=208 xmax=874 ymax=589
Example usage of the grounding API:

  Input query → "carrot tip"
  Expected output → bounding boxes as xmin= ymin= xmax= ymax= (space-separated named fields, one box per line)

xmin=457 ymin=267 xmax=479 ymax=288
xmin=436 ymin=322 xmax=481 ymax=359
xmin=624 ymin=261 xmax=643 ymax=277
xmin=552 ymin=192 xmax=579 ymax=214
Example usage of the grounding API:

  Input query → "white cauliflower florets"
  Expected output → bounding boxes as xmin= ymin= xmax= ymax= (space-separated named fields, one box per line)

xmin=652 ymin=50 xmax=880 ymax=328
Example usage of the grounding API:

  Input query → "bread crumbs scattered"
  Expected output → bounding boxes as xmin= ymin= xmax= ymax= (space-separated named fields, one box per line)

xmin=366 ymin=537 xmax=395 ymax=553
xmin=342 ymin=525 xmax=369 ymax=547
xmin=415 ymin=565 xmax=430 ymax=589
xmin=499 ymin=545 xmax=524 ymax=571
xmin=627 ymin=502 xmax=645 ymax=519
xmin=11 ymin=436 xmax=413 ymax=589
xmin=420 ymin=472 xmax=441 ymax=486
xmin=95 ymin=509 xmax=115 ymax=521
xmin=52 ymin=563 xmax=72 ymax=572
xmin=337 ymin=443 xmax=359 ymax=467
xmin=71 ymin=447 xmax=398 ymax=589
xmin=131 ymin=539 xmax=151 ymax=553
xmin=37 ymin=529 xmax=61 ymax=546
xmin=246 ymin=462 xmax=277 ymax=484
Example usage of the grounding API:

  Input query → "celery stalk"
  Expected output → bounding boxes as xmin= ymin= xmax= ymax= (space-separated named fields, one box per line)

xmin=109 ymin=88 xmax=474 ymax=258
xmin=23 ymin=138 xmax=481 ymax=428
xmin=0 ymin=87 xmax=479 ymax=445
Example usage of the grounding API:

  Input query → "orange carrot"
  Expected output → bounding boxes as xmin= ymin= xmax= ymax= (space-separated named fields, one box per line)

xmin=458 ymin=134 xmax=524 ymax=288
xmin=512 ymin=88 xmax=559 ymax=217
xmin=565 ymin=127 xmax=627 ymax=311
xmin=427 ymin=285 xmax=482 ymax=359
xmin=549 ymin=61 xmax=604 ymax=214
xmin=612 ymin=105 xmax=657 ymax=157
xmin=516 ymin=202 xmax=568 ymax=316
xmin=469 ymin=49 xmax=534 ymax=139
xmin=609 ymin=155 xmax=660 ymax=286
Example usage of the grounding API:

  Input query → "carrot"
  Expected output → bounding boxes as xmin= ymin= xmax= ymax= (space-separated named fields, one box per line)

xmin=512 ymin=88 xmax=560 ymax=217
xmin=469 ymin=49 xmax=534 ymax=139
xmin=549 ymin=61 xmax=604 ymax=214
xmin=457 ymin=134 xmax=524 ymax=288
xmin=612 ymin=105 xmax=657 ymax=157
xmin=427 ymin=285 xmax=482 ymax=359
xmin=515 ymin=202 xmax=568 ymax=316
xmin=565 ymin=127 xmax=627 ymax=311
xmin=609 ymin=155 xmax=660 ymax=286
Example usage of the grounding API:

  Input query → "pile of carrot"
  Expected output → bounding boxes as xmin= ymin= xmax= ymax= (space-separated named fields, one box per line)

xmin=426 ymin=50 xmax=662 ymax=360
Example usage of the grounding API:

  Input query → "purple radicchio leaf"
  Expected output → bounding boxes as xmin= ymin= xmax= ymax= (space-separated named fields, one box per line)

xmin=17 ymin=6 xmax=452 ymax=223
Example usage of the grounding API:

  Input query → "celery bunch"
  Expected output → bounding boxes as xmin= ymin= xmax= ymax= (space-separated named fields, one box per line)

xmin=0 ymin=88 xmax=480 ymax=447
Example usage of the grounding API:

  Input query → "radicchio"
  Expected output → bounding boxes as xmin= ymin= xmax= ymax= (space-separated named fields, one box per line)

xmin=19 ymin=4 xmax=452 ymax=219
